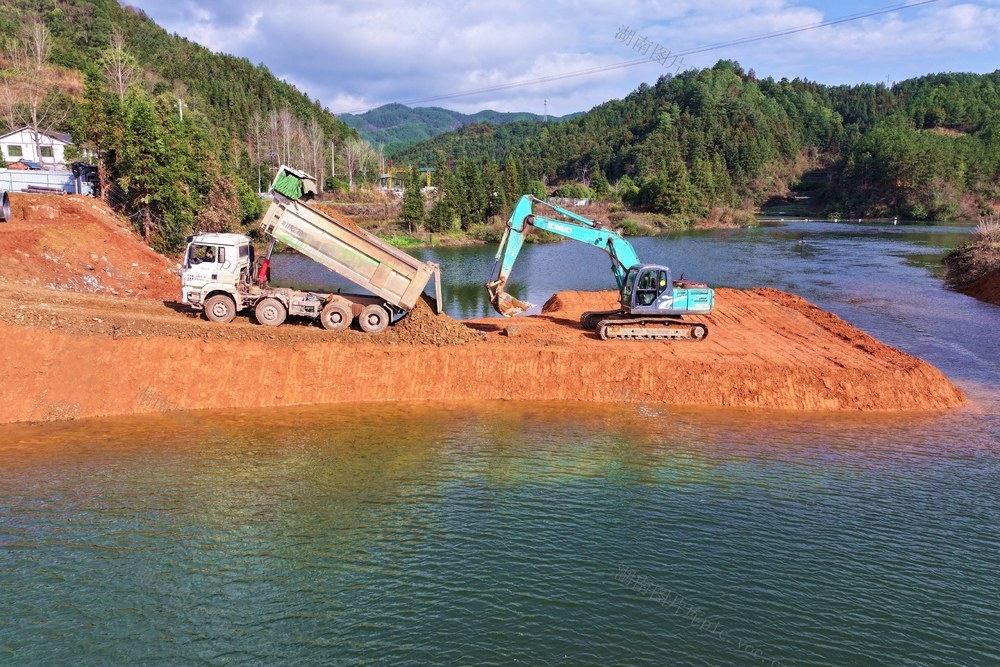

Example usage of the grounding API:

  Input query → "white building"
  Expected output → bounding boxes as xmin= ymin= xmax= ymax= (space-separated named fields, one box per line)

xmin=0 ymin=127 xmax=73 ymax=169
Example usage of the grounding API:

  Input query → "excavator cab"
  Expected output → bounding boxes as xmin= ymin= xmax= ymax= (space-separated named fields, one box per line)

xmin=623 ymin=264 xmax=714 ymax=316
xmin=623 ymin=265 xmax=673 ymax=311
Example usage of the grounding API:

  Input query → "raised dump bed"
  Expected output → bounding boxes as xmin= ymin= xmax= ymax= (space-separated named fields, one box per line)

xmin=181 ymin=166 xmax=441 ymax=333
xmin=260 ymin=197 xmax=440 ymax=312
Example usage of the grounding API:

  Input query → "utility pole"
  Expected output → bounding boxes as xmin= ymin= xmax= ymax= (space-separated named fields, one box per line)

xmin=331 ymin=140 xmax=336 ymax=178
xmin=543 ymin=99 xmax=548 ymax=123
xmin=177 ymin=97 xmax=183 ymax=121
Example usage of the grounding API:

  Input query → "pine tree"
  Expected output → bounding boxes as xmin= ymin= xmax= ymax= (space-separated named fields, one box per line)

xmin=459 ymin=159 xmax=486 ymax=229
xmin=502 ymin=154 xmax=521 ymax=204
xmin=590 ymin=168 xmax=611 ymax=200
xmin=400 ymin=170 xmax=426 ymax=232
xmin=427 ymin=155 xmax=454 ymax=232
xmin=483 ymin=157 xmax=506 ymax=219
xmin=690 ymin=156 xmax=715 ymax=212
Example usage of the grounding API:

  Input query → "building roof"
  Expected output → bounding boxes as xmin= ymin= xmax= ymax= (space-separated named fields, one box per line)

xmin=0 ymin=126 xmax=73 ymax=145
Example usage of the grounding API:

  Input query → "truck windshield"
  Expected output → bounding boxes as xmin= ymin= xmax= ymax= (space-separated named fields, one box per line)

xmin=187 ymin=244 xmax=219 ymax=266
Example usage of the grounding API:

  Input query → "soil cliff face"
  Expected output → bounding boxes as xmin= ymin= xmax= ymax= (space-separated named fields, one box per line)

xmin=944 ymin=240 xmax=1000 ymax=307
xmin=960 ymin=268 xmax=1000 ymax=307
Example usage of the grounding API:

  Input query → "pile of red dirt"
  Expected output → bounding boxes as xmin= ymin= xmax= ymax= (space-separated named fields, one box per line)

xmin=0 ymin=193 xmax=178 ymax=301
xmin=0 ymin=283 xmax=482 ymax=347
xmin=392 ymin=296 xmax=485 ymax=345
xmin=0 ymin=286 xmax=966 ymax=424
xmin=961 ymin=268 xmax=1000 ymax=307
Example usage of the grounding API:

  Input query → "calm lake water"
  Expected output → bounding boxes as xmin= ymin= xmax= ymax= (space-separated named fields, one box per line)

xmin=2 ymin=220 xmax=998 ymax=665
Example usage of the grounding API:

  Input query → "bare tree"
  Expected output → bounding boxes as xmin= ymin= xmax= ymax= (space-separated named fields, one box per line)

xmin=249 ymin=109 xmax=265 ymax=192
xmin=101 ymin=27 xmax=139 ymax=100
xmin=305 ymin=117 xmax=325 ymax=191
xmin=342 ymin=136 xmax=373 ymax=189
xmin=359 ymin=141 xmax=378 ymax=181
xmin=2 ymin=19 xmax=66 ymax=164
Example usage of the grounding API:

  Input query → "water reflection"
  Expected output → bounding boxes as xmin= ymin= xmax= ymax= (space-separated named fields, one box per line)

xmin=1 ymin=400 xmax=997 ymax=665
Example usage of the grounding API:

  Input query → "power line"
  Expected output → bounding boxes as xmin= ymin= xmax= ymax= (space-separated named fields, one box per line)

xmin=336 ymin=0 xmax=944 ymax=114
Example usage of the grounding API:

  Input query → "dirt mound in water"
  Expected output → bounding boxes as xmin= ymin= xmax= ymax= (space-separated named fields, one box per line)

xmin=961 ymin=268 xmax=1000 ymax=307
xmin=0 ymin=193 xmax=178 ymax=300
xmin=944 ymin=242 xmax=1000 ymax=307
xmin=0 ymin=286 xmax=966 ymax=424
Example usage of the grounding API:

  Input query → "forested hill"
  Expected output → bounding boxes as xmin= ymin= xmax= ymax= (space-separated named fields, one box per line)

xmin=394 ymin=62 xmax=1000 ymax=221
xmin=340 ymin=103 xmax=577 ymax=155
xmin=1 ymin=0 xmax=355 ymax=251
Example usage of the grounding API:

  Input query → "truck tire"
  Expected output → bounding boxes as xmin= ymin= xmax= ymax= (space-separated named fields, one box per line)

xmin=255 ymin=297 xmax=287 ymax=327
xmin=204 ymin=294 xmax=237 ymax=323
xmin=358 ymin=304 xmax=390 ymax=334
xmin=320 ymin=301 xmax=352 ymax=331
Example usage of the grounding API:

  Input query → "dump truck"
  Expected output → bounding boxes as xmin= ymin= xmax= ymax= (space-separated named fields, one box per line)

xmin=180 ymin=166 xmax=442 ymax=333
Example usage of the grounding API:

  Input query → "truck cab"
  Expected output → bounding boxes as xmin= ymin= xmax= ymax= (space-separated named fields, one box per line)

xmin=181 ymin=233 xmax=253 ymax=310
xmin=622 ymin=264 xmax=715 ymax=316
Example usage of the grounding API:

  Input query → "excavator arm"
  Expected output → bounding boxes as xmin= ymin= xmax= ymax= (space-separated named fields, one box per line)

xmin=486 ymin=195 xmax=641 ymax=316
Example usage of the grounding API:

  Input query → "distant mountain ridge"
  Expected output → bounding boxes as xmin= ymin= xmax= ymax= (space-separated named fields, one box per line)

xmin=340 ymin=103 xmax=578 ymax=154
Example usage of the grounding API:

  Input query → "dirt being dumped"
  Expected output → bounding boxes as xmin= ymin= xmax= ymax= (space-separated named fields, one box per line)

xmin=0 ymin=193 xmax=178 ymax=300
xmin=391 ymin=296 xmax=485 ymax=345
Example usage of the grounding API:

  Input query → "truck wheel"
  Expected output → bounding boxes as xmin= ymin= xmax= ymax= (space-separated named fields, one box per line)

xmin=204 ymin=294 xmax=237 ymax=323
xmin=255 ymin=297 xmax=287 ymax=327
xmin=320 ymin=301 xmax=352 ymax=331
xmin=358 ymin=304 xmax=390 ymax=334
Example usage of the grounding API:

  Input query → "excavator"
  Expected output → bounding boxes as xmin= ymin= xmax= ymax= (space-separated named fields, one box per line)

xmin=485 ymin=195 xmax=715 ymax=341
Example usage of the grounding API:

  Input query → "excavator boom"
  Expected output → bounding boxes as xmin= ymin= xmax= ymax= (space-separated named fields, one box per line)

xmin=486 ymin=195 xmax=640 ymax=316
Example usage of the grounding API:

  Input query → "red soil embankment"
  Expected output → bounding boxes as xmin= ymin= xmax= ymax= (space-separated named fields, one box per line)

xmin=0 ymin=193 xmax=177 ymax=300
xmin=961 ymin=268 xmax=1000 ymax=307
xmin=0 ymin=284 xmax=965 ymax=424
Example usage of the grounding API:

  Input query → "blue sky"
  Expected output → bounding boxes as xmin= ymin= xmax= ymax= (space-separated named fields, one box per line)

xmin=129 ymin=0 xmax=1000 ymax=117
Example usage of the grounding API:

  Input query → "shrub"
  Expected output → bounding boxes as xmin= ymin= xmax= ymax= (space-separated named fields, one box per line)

xmin=975 ymin=213 xmax=1000 ymax=243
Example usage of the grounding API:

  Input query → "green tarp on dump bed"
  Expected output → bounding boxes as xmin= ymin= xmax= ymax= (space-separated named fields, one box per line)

xmin=271 ymin=165 xmax=318 ymax=201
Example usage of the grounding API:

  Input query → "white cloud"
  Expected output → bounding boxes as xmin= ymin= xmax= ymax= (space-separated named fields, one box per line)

xmin=129 ymin=0 xmax=1000 ymax=116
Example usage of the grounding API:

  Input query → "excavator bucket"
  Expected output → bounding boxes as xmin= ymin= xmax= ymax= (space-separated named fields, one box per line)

xmin=486 ymin=278 xmax=532 ymax=317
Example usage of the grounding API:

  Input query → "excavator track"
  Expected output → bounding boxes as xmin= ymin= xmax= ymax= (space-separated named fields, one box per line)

xmin=596 ymin=318 xmax=709 ymax=341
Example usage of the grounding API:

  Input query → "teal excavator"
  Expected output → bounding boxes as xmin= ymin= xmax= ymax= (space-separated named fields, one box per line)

xmin=486 ymin=195 xmax=715 ymax=341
